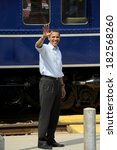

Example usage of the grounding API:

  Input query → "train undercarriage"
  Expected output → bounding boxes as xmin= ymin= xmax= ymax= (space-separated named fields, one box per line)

xmin=0 ymin=67 xmax=100 ymax=115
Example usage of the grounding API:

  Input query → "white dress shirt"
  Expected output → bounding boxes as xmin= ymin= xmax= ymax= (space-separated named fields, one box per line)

xmin=35 ymin=42 xmax=64 ymax=78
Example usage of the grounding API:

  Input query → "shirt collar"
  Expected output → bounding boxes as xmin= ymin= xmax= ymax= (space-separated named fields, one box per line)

xmin=48 ymin=42 xmax=58 ymax=50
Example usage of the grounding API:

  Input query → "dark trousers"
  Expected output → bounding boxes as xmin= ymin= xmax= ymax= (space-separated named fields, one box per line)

xmin=38 ymin=77 xmax=61 ymax=142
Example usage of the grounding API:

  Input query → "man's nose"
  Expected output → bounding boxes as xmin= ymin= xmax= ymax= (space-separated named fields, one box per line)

xmin=55 ymin=37 xmax=59 ymax=40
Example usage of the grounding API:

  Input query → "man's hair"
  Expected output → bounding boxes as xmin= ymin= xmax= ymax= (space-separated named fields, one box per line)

xmin=51 ymin=29 xmax=60 ymax=35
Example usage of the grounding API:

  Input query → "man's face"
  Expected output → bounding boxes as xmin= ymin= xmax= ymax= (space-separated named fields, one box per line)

xmin=49 ymin=32 xmax=60 ymax=47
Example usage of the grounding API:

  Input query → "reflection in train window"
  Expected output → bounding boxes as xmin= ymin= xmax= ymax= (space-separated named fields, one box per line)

xmin=22 ymin=0 xmax=50 ymax=25
xmin=62 ymin=0 xmax=87 ymax=24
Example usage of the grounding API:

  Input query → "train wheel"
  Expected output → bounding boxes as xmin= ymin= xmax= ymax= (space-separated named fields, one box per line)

xmin=0 ymin=87 xmax=28 ymax=114
xmin=78 ymin=87 xmax=95 ymax=107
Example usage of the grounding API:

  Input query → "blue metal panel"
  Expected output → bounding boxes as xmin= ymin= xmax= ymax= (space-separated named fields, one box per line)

xmin=0 ymin=1 xmax=21 ymax=30
xmin=0 ymin=37 xmax=39 ymax=66
xmin=50 ymin=0 xmax=100 ymax=32
xmin=0 ymin=0 xmax=100 ymax=66
xmin=0 ymin=36 xmax=99 ymax=66
xmin=60 ymin=36 xmax=100 ymax=64
xmin=0 ymin=0 xmax=100 ymax=34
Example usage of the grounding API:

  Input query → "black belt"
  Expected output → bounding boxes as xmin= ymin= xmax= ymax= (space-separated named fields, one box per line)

xmin=42 ymin=75 xmax=60 ymax=80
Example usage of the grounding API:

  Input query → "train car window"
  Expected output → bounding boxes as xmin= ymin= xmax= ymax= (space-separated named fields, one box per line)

xmin=62 ymin=0 xmax=87 ymax=24
xmin=22 ymin=0 xmax=50 ymax=25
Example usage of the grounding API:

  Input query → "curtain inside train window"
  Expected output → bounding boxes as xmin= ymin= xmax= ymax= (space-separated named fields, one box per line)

xmin=22 ymin=0 xmax=50 ymax=25
xmin=62 ymin=0 xmax=88 ymax=24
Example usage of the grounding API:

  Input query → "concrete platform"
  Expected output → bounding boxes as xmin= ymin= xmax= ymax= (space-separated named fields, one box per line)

xmin=3 ymin=132 xmax=100 ymax=150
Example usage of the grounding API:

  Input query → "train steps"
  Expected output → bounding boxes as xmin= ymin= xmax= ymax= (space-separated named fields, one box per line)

xmin=58 ymin=114 xmax=100 ymax=134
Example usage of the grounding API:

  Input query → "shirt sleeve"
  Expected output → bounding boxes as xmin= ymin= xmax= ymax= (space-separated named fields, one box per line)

xmin=35 ymin=43 xmax=46 ymax=54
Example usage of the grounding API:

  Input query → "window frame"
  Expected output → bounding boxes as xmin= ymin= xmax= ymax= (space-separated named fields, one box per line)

xmin=22 ymin=0 xmax=51 ymax=25
xmin=61 ymin=0 xmax=88 ymax=25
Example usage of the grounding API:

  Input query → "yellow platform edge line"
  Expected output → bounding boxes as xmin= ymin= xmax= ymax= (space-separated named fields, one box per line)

xmin=67 ymin=124 xmax=100 ymax=134
xmin=58 ymin=115 xmax=100 ymax=124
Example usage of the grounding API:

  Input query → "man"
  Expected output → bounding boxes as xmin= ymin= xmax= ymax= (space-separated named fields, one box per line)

xmin=35 ymin=25 xmax=66 ymax=149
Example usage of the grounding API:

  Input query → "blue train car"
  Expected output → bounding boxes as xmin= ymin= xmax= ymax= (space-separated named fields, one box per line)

xmin=0 ymin=0 xmax=100 ymax=113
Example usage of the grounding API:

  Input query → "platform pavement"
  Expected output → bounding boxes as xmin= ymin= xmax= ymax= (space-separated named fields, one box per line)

xmin=2 ymin=132 xmax=100 ymax=150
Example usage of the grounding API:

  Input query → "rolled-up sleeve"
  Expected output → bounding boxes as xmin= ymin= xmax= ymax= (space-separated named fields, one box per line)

xmin=35 ymin=43 xmax=46 ymax=54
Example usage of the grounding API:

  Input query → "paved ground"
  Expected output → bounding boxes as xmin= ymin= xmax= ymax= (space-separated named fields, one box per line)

xmin=1 ymin=132 xmax=100 ymax=150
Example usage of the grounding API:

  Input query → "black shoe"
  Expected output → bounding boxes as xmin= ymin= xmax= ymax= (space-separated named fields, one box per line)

xmin=38 ymin=140 xmax=52 ymax=149
xmin=48 ymin=139 xmax=64 ymax=147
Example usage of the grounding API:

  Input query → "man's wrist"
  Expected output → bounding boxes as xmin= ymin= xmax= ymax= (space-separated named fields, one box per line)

xmin=61 ymin=83 xmax=65 ymax=87
xmin=41 ymin=35 xmax=46 ymax=40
